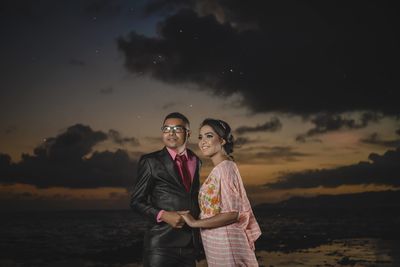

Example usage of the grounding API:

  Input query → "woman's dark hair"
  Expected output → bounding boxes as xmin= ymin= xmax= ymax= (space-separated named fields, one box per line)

xmin=200 ymin=118 xmax=234 ymax=155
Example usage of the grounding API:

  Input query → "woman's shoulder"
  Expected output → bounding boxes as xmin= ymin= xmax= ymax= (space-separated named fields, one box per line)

xmin=214 ymin=160 xmax=239 ymax=177
xmin=212 ymin=159 xmax=234 ymax=170
xmin=217 ymin=159 xmax=236 ymax=167
xmin=220 ymin=159 xmax=238 ymax=169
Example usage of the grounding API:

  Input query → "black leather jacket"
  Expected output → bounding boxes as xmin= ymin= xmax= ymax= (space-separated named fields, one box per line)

xmin=130 ymin=147 xmax=201 ymax=249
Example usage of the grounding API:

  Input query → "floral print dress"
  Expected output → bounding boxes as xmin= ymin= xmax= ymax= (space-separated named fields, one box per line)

xmin=198 ymin=160 xmax=261 ymax=266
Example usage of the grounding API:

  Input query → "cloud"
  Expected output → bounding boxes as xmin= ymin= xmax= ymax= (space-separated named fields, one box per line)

xmin=144 ymin=0 xmax=192 ymax=16
xmin=0 ymin=124 xmax=139 ymax=188
xmin=118 ymin=1 xmax=400 ymax=115
xmin=0 ymin=0 xmax=137 ymax=26
xmin=296 ymin=112 xmax=382 ymax=142
xmin=69 ymin=58 xmax=86 ymax=67
xmin=99 ymin=86 xmax=114 ymax=94
xmin=39 ymin=124 xmax=108 ymax=161
xmin=266 ymin=147 xmax=400 ymax=189
xmin=256 ymin=190 xmax=400 ymax=209
xmin=235 ymin=117 xmax=282 ymax=135
xmin=235 ymin=145 xmax=309 ymax=164
xmin=0 ymin=0 xmax=49 ymax=21
xmin=83 ymin=0 xmax=123 ymax=18
xmin=234 ymin=136 xmax=258 ymax=147
xmin=360 ymin=133 xmax=400 ymax=148
xmin=108 ymin=129 xmax=139 ymax=146
xmin=0 ymin=153 xmax=11 ymax=169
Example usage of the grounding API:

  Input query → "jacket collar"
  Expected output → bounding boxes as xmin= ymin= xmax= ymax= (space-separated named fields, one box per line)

xmin=159 ymin=147 xmax=200 ymax=192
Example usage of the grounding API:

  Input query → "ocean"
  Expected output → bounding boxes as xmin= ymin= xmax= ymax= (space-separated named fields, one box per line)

xmin=1 ymin=208 xmax=399 ymax=267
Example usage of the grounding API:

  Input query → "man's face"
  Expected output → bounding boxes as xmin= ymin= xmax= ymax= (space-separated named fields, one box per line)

xmin=162 ymin=118 xmax=190 ymax=150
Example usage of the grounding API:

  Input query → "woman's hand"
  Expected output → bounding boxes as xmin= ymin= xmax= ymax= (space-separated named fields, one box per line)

xmin=177 ymin=211 xmax=198 ymax=227
xmin=177 ymin=211 xmax=239 ymax=229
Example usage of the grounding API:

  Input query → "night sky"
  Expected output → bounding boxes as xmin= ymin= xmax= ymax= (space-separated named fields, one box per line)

xmin=1 ymin=0 xmax=399 ymax=210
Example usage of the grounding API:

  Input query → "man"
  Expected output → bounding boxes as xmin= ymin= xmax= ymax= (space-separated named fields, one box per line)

xmin=130 ymin=112 xmax=201 ymax=267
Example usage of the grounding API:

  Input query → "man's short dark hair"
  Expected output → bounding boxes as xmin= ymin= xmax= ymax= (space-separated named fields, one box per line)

xmin=163 ymin=112 xmax=190 ymax=127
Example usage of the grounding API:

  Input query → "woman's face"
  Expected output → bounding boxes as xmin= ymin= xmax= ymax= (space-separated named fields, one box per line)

xmin=198 ymin=125 xmax=225 ymax=157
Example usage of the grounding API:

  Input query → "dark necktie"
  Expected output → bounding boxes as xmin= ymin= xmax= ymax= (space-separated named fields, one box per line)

xmin=175 ymin=154 xmax=192 ymax=192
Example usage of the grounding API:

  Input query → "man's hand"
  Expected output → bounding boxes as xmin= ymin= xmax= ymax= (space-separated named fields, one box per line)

xmin=161 ymin=211 xmax=186 ymax=228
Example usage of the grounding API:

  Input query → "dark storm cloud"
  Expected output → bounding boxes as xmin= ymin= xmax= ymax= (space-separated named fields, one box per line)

xmin=118 ymin=1 xmax=400 ymax=115
xmin=100 ymin=86 xmax=114 ymax=94
xmin=0 ymin=0 xmax=135 ymax=24
xmin=0 ymin=124 xmax=139 ymax=188
xmin=144 ymin=0 xmax=193 ymax=16
xmin=108 ymin=129 xmax=139 ymax=146
xmin=0 ymin=153 xmax=11 ymax=169
xmin=40 ymin=124 xmax=108 ymax=161
xmin=296 ymin=112 xmax=382 ymax=142
xmin=360 ymin=133 xmax=400 ymax=148
xmin=69 ymin=59 xmax=86 ymax=67
xmin=235 ymin=117 xmax=282 ymax=135
xmin=266 ymin=147 xmax=400 ymax=189
xmin=234 ymin=136 xmax=257 ymax=147
xmin=0 ymin=0 xmax=49 ymax=20
xmin=83 ymin=0 xmax=122 ymax=18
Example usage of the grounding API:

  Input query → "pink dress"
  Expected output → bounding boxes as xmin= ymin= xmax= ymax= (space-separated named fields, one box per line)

xmin=199 ymin=160 xmax=261 ymax=266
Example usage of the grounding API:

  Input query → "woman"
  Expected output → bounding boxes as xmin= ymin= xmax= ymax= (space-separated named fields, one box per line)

xmin=180 ymin=118 xmax=261 ymax=266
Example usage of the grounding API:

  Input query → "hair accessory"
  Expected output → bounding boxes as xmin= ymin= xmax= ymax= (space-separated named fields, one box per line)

xmin=218 ymin=120 xmax=226 ymax=130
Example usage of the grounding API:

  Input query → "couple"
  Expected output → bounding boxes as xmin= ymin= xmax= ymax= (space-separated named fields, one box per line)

xmin=130 ymin=112 xmax=261 ymax=267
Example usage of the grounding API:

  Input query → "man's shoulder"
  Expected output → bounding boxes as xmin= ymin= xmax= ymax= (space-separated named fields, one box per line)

xmin=139 ymin=149 xmax=164 ymax=161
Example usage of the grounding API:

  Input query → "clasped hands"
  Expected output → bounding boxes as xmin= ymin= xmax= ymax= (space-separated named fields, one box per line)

xmin=161 ymin=210 xmax=196 ymax=228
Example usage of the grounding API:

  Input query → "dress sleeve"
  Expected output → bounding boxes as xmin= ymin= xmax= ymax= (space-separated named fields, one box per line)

xmin=219 ymin=163 xmax=241 ymax=213
xmin=219 ymin=162 xmax=262 ymax=250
